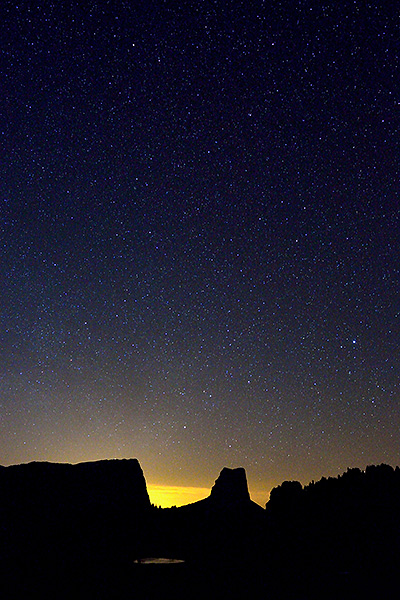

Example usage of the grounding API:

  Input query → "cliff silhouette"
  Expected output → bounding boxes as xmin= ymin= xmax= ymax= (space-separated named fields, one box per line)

xmin=1 ymin=459 xmax=399 ymax=598
xmin=0 ymin=459 xmax=151 ymax=597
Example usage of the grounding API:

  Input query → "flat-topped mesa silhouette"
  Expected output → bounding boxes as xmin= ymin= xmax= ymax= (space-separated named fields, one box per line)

xmin=0 ymin=458 xmax=152 ymax=570
xmin=209 ymin=467 xmax=251 ymax=507
xmin=0 ymin=457 xmax=151 ymax=512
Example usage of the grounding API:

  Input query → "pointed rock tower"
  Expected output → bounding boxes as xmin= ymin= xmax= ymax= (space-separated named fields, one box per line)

xmin=209 ymin=467 xmax=251 ymax=507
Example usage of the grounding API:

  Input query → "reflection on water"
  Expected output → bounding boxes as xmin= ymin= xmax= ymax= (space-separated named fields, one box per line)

xmin=134 ymin=558 xmax=185 ymax=565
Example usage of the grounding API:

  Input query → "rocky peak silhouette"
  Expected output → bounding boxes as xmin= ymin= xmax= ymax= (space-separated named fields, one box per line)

xmin=209 ymin=466 xmax=251 ymax=506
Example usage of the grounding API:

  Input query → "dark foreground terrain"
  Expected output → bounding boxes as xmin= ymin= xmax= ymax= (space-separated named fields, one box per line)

xmin=1 ymin=460 xmax=400 ymax=598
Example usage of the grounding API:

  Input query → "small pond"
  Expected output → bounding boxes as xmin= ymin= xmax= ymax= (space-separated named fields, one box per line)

xmin=134 ymin=558 xmax=185 ymax=565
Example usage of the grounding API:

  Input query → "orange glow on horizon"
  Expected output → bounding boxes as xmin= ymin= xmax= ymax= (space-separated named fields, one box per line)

xmin=147 ymin=484 xmax=209 ymax=507
xmin=147 ymin=484 xmax=267 ymax=508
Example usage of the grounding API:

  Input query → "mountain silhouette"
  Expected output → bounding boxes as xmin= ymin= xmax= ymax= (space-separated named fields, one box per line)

xmin=209 ymin=466 xmax=251 ymax=505
xmin=0 ymin=459 xmax=151 ymax=597
xmin=1 ymin=459 xmax=400 ymax=599
xmin=144 ymin=466 xmax=265 ymax=567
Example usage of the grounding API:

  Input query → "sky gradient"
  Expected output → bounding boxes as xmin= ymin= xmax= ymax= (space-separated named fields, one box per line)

xmin=1 ymin=0 xmax=399 ymax=506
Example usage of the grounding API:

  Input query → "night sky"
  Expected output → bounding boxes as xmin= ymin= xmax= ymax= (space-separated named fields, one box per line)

xmin=1 ymin=0 xmax=399 ymax=506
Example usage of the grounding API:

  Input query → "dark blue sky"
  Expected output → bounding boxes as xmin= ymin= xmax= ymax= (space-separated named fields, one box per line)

xmin=1 ymin=0 xmax=399 ymax=499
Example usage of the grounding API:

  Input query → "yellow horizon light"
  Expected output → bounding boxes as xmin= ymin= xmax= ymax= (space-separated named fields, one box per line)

xmin=147 ymin=484 xmax=210 ymax=508
xmin=147 ymin=484 xmax=267 ymax=508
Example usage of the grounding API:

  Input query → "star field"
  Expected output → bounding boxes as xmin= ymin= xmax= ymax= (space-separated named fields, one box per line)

xmin=1 ymin=0 xmax=400 ymax=503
